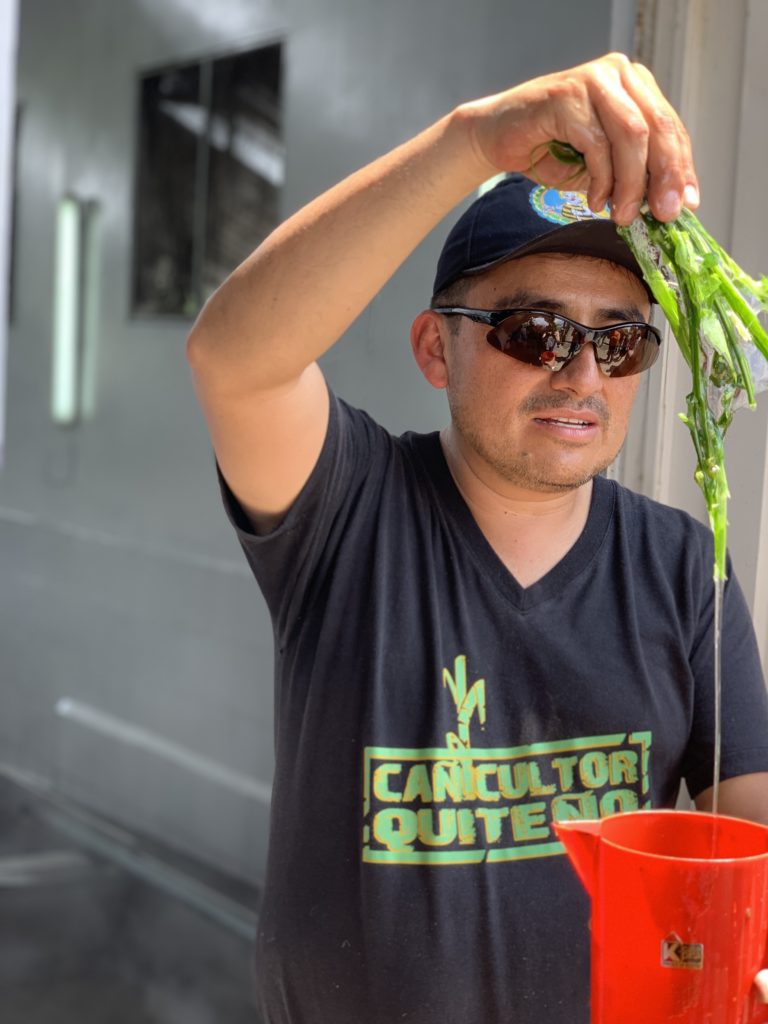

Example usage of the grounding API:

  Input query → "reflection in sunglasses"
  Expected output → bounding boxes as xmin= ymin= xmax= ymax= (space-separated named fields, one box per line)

xmin=491 ymin=312 xmax=658 ymax=378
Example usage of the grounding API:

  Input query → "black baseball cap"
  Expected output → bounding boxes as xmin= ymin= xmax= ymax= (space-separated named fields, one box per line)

xmin=432 ymin=173 xmax=652 ymax=301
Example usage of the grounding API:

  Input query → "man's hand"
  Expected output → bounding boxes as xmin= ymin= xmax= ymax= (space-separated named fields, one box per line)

xmin=460 ymin=53 xmax=698 ymax=225
xmin=755 ymin=970 xmax=768 ymax=1004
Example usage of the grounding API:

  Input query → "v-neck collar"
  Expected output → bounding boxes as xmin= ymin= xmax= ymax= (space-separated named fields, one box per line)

xmin=408 ymin=430 xmax=615 ymax=612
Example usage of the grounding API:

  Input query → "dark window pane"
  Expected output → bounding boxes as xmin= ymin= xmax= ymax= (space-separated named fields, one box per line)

xmin=132 ymin=45 xmax=283 ymax=319
xmin=204 ymin=45 xmax=283 ymax=302
xmin=133 ymin=63 xmax=200 ymax=317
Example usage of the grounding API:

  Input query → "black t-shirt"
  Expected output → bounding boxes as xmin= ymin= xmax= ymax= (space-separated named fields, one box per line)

xmin=219 ymin=392 xmax=768 ymax=1024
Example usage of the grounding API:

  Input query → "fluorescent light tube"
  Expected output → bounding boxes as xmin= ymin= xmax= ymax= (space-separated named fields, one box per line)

xmin=51 ymin=195 xmax=82 ymax=426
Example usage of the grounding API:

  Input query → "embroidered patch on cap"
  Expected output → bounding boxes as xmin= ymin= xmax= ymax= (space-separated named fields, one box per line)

xmin=529 ymin=186 xmax=611 ymax=225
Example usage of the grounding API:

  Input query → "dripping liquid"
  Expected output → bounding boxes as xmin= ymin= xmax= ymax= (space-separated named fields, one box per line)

xmin=711 ymin=576 xmax=724 ymax=819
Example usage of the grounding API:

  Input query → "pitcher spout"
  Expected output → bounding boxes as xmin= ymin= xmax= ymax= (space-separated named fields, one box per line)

xmin=554 ymin=817 xmax=603 ymax=895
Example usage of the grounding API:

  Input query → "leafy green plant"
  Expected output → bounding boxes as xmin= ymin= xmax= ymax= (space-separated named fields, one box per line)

xmin=540 ymin=142 xmax=768 ymax=580
xmin=618 ymin=208 xmax=768 ymax=581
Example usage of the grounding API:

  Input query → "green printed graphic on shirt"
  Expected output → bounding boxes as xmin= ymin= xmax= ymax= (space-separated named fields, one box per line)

xmin=362 ymin=655 xmax=652 ymax=866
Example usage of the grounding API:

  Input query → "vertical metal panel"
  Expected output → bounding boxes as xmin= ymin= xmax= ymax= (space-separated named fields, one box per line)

xmin=636 ymin=0 xmax=768 ymax=672
xmin=728 ymin=0 xmax=768 ymax=664
xmin=0 ymin=0 xmax=19 ymax=464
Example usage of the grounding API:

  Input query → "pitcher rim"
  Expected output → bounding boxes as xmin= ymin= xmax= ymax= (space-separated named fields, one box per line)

xmin=595 ymin=808 xmax=768 ymax=864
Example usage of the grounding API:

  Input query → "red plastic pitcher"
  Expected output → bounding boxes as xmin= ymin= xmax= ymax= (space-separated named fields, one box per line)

xmin=554 ymin=810 xmax=768 ymax=1024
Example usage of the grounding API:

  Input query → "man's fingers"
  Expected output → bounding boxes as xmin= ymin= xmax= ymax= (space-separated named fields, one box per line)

xmin=527 ymin=150 xmax=591 ymax=194
xmin=467 ymin=53 xmax=698 ymax=223
xmin=582 ymin=60 xmax=650 ymax=223
xmin=620 ymin=59 xmax=699 ymax=219
xmin=544 ymin=77 xmax=613 ymax=210
xmin=542 ymin=55 xmax=697 ymax=224
xmin=755 ymin=969 xmax=768 ymax=1004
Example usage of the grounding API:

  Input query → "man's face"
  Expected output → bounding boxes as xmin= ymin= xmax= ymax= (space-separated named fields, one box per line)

xmin=441 ymin=252 xmax=652 ymax=494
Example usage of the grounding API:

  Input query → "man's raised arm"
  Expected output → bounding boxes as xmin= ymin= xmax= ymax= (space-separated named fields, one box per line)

xmin=186 ymin=53 xmax=698 ymax=531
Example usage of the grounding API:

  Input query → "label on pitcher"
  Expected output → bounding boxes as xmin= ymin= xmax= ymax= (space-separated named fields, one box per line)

xmin=661 ymin=933 xmax=704 ymax=970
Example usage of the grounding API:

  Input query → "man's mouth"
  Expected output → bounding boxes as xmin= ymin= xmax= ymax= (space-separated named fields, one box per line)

xmin=534 ymin=416 xmax=594 ymax=428
xmin=530 ymin=410 xmax=602 ymax=437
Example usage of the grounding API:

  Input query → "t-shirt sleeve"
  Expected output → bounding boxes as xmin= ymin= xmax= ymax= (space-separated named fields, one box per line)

xmin=216 ymin=388 xmax=392 ymax=641
xmin=681 ymin=539 xmax=768 ymax=798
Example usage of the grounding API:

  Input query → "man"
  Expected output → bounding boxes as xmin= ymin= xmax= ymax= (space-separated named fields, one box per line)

xmin=187 ymin=54 xmax=768 ymax=1023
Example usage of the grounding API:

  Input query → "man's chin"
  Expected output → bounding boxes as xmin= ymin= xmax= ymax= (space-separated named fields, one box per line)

xmin=451 ymin=420 xmax=621 ymax=493
xmin=516 ymin=474 xmax=596 ymax=494
xmin=498 ymin=455 xmax=613 ymax=493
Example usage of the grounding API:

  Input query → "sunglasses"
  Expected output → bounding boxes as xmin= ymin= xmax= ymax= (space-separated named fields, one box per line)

xmin=432 ymin=307 xmax=662 ymax=378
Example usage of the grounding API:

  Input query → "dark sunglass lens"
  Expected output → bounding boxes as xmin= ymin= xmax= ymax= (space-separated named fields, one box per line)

xmin=601 ymin=326 xmax=660 ymax=377
xmin=487 ymin=313 xmax=564 ymax=367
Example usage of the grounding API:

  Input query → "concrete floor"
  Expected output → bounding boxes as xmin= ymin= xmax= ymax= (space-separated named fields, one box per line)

xmin=0 ymin=775 xmax=262 ymax=1023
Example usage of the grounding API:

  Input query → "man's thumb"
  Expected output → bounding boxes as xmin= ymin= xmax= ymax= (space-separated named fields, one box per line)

xmin=755 ymin=970 xmax=768 ymax=1004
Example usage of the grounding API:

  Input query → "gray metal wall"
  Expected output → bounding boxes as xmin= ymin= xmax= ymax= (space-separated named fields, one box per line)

xmin=2 ymin=0 xmax=623 ymax=883
xmin=0 ymin=0 xmax=18 ymax=459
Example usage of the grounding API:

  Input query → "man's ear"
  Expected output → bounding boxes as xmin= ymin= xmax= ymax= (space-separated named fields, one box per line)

xmin=410 ymin=310 xmax=449 ymax=389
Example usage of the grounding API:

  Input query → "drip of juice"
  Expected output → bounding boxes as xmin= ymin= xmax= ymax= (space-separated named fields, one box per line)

xmin=711 ymin=576 xmax=725 ymax=816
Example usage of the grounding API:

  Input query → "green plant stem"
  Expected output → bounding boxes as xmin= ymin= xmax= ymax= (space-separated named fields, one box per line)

xmin=542 ymin=140 xmax=768 ymax=583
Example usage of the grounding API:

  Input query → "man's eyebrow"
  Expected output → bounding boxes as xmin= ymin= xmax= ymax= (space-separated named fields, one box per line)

xmin=492 ymin=292 xmax=647 ymax=323
xmin=597 ymin=305 xmax=647 ymax=323
xmin=492 ymin=290 xmax=552 ymax=310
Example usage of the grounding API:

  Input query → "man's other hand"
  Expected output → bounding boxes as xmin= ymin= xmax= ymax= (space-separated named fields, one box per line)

xmin=755 ymin=970 xmax=768 ymax=1004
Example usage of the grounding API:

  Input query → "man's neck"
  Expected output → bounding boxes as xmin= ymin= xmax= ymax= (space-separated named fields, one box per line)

xmin=439 ymin=426 xmax=594 ymax=588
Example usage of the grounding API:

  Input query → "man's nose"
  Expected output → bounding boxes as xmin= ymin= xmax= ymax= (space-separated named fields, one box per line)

xmin=550 ymin=342 xmax=604 ymax=393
